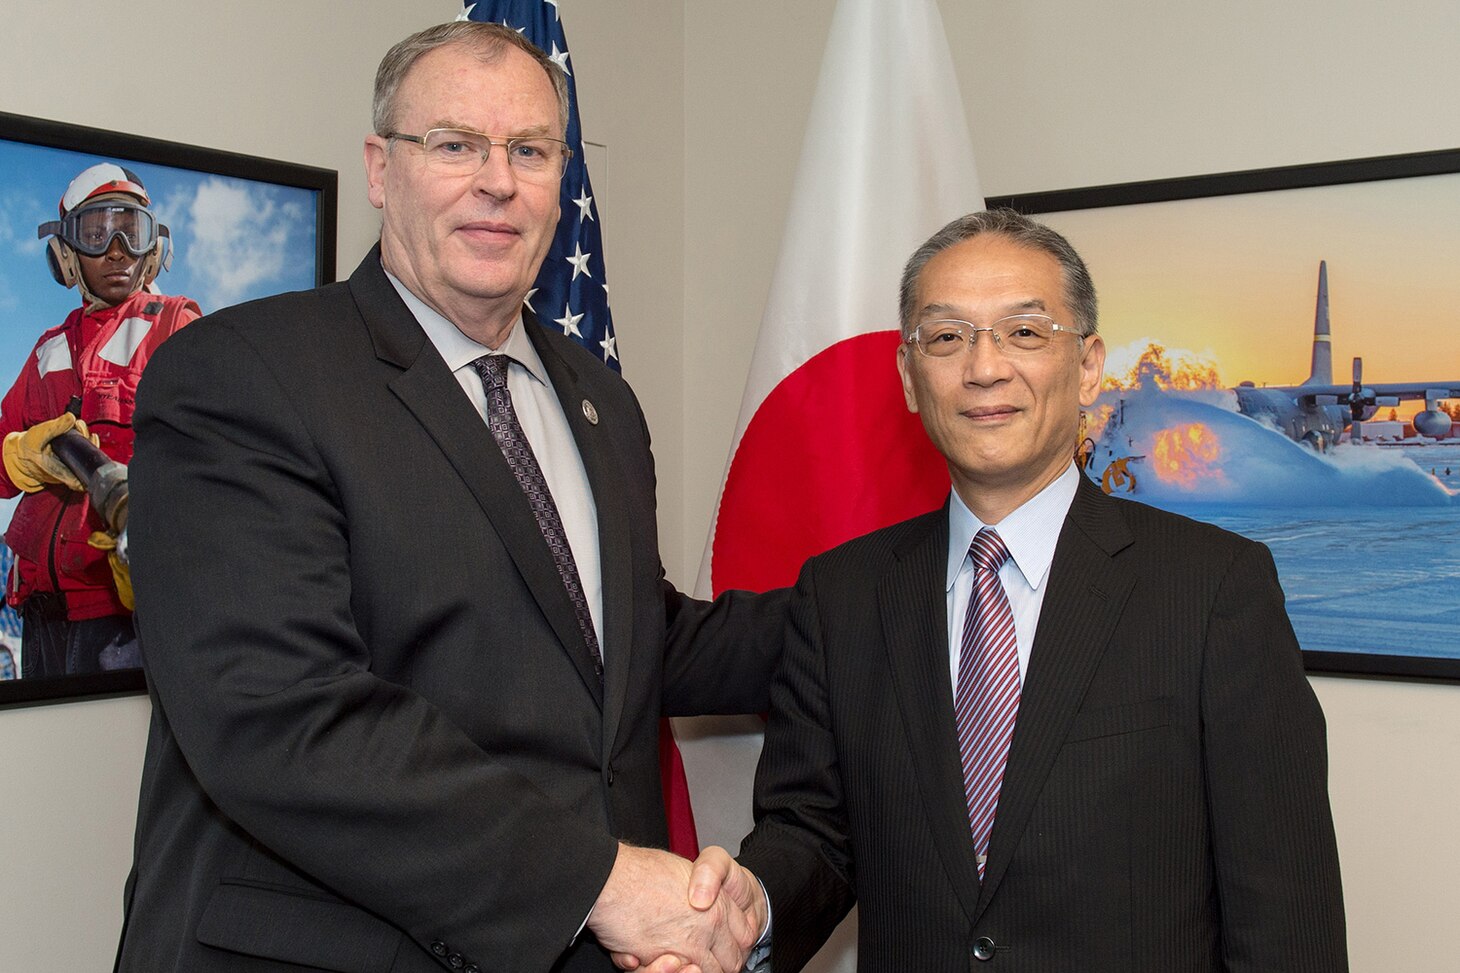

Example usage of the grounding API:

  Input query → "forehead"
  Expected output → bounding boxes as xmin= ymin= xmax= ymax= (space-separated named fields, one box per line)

xmin=916 ymin=234 xmax=1067 ymax=318
xmin=395 ymin=42 xmax=558 ymax=131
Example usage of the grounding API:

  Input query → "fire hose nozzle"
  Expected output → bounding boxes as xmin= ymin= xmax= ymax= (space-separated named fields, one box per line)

xmin=49 ymin=429 xmax=129 ymax=537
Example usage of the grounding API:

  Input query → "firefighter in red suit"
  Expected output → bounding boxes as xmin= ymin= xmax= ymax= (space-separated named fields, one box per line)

xmin=1 ymin=163 xmax=199 ymax=678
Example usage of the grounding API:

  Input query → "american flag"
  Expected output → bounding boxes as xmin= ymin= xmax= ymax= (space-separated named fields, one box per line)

xmin=460 ymin=0 xmax=618 ymax=372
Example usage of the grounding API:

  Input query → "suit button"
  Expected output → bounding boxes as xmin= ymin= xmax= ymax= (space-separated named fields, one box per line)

xmin=447 ymin=954 xmax=465 ymax=969
xmin=972 ymin=936 xmax=996 ymax=961
xmin=430 ymin=942 xmax=448 ymax=957
xmin=465 ymin=966 xmax=482 ymax=973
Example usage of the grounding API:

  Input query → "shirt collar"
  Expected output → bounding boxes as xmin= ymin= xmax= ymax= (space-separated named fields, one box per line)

xmin=384 ymin=270 xmax=550 ymax=388
xmin=945 ymin=462 xmax=1081 ymax=593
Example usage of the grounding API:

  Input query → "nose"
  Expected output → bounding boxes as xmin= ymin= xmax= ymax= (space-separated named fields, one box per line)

xmin=471 ymin=143 xmax=518 ymax=200
xmin=962 ymin=330 xmax=1015 ymax=386
xmin=103 ymin=236 xmax=129 ymax=260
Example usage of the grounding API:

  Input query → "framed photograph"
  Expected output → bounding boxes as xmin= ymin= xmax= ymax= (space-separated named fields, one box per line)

xmin=988 ymin=149 xmax=1460 ymax=682
xmin=0 ymin=111 xmax=337 ymax=707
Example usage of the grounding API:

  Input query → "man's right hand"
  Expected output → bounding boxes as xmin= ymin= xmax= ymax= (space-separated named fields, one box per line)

xmin=589 ymin=843 xmax=763 ymax=973
xmin=684 ymin=846 xmax=766 ymax=932
xmin=3 ymin=413 xmax=88 ymax=493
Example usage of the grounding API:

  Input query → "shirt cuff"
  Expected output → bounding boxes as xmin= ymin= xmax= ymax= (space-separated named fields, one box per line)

xmin=745 ymin=876 xmax=772 ymax=971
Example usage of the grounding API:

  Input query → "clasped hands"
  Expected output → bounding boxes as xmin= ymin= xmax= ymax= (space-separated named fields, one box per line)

xmin=588 ymin=843 xmax=765 ymax=973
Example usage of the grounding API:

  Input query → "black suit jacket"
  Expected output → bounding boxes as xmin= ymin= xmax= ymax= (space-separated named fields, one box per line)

xmin=117 ymin=250 xmax=783 ymax=973
xmin=740 ymin=475 xmax=1347 ymax=972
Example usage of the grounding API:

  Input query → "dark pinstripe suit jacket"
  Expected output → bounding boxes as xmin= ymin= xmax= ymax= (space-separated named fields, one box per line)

xmin=739 ymin=475 xmax=1347 ymax=972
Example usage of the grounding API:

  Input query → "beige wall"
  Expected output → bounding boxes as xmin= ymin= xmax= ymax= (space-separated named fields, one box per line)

xmin=0 ymin=1 xmax=1455 ymax=970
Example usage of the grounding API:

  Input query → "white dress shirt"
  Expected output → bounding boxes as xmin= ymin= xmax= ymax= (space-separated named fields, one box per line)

xmin=945 ymin=462 xmax=1081 ymax=694
xmin=387 ymin=274 xmax=605 ymax=655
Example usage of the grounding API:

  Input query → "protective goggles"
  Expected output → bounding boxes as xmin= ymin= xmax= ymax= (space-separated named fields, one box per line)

xmin=38 ymin=201 xmax=168 ymax=258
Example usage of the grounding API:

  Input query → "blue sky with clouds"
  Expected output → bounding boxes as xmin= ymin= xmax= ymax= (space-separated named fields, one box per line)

xmin=0 ymin=139 xmax=320 ymax=386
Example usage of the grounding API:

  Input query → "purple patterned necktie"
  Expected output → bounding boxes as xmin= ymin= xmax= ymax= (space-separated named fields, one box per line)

xmin=472 ymin=354 xmax=602 ymax=683
xmin=954 ymin=527 xmax=1020 ymax=880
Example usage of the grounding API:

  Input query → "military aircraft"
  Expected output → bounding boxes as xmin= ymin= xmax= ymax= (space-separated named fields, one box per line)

xmin=1232 ymin=261 xmax=1460 ymax=450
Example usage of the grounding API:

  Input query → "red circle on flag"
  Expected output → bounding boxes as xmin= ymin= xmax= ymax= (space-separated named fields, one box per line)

xmin=711 ymin=331 xmax=950 ymax=594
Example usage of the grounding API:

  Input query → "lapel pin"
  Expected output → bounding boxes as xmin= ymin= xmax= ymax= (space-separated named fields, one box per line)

xmin=581 ymin=399 xmax=599 ymax=425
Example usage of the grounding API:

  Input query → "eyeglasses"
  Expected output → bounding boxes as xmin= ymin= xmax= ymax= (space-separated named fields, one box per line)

xmin=37 ymin=201 xmax=166 ymax=257
xmin=904 ymin=314 xmax=1085 ymax=359
xmin=387 ymin=128 xmax=572 ymax=182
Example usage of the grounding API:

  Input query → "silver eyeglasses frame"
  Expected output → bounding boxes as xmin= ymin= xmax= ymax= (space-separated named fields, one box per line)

xmin=386 ymin=128 xmax=573 ymax=181
xmin=904 ymin=313 xmax=1086 ymax=359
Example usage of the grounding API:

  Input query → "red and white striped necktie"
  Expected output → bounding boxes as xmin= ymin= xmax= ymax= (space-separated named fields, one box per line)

xmin=954 ymin=527 xmax=1020 ymax=880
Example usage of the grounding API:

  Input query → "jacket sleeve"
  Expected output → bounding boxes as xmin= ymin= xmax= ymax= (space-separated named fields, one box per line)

xmin=658 ymin=580 xmax=789 ymax=717
xmin=613 ymin=378 xmax=787 ymax=719
xmin=734 ymin=560 xmax=856 ymax=972
xmin=1200 ymin=540 xmax=1348 ymax=971
xmin=130 ymin=319 xmax=619 ymax=970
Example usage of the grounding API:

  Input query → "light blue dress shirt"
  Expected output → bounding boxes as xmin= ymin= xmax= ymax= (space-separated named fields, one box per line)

xmin=945 ymin=462 xmax=1081 ymax=693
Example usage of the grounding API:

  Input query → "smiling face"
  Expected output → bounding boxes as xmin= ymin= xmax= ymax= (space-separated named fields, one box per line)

xmin=76 ymin=238 xmax=143 ymax=307
xmin=897 ymin=233 xmax=1105 ymax=523
xmin=364 ymin=41 xmax=562 ymax=344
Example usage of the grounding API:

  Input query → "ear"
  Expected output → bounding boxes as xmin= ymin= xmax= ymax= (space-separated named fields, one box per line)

xmin=46 ymin=238 xmax=78 ymax=288
xmin=1077 ymin=333 xmax=1106 ymax=408
xmin=364 ymin=135 xmax=389 ymax=211
xmin=895 ymin=341 xmax=920 ymax=414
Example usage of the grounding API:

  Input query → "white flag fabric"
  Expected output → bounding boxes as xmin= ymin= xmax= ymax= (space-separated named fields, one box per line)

xmin=696 ymin=0 xmax=983 ymax=599
xmin=679 ymin=2 xmax=982 ymax=970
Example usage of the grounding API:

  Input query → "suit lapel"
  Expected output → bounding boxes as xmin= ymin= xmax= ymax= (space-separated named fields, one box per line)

xmin=525 ymin=320 xmax=635 ymax=748
xmin=974 ymin=476 xmax=1135 ymax=918
xmin=877 ymin=506 xmax=985 ymax=923
xmin=350 ymin=252 xmax=604 ymax=708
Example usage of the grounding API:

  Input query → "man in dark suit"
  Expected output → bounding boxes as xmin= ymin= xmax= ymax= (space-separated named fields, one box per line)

xmin=681 ymin=209 xmax=1348 ymax=971
xmin=117 ymin=21 xmax=778 ymax=973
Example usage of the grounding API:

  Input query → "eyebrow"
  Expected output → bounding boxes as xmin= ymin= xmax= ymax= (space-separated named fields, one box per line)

xmin=919 ymin=298 xmax=1049 ymax=319
xmin=430 ymin=121 xmax=556 ymax=138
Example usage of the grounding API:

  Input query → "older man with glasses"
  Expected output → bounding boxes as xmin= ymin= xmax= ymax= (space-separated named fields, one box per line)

xmin=116 ymin=20 xmax=783 ymax=973
xmin=676 ymin=209 xmax=1348 ymax=973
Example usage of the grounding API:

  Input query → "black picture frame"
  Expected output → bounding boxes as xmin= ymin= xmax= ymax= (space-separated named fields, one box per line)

xmin=0 ymin=111 xmax=337 ymax=708
xmin=989 ymin=150 xmax=1460 ymax=683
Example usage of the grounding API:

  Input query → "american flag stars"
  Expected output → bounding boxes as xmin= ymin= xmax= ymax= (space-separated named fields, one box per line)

xmin=572 ymin=189 xmax=594 ymax=222
xmin=467 ymin=0 xmax=619 ymax=372
xmin=555 ymin=305 xmax=584 ymax=339
xmin=566 ymin=243 xmax=592 ymax=281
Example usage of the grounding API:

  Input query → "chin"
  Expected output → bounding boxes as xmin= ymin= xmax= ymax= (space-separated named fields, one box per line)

xmin=443 ymin=267 xmax=518 ymax=297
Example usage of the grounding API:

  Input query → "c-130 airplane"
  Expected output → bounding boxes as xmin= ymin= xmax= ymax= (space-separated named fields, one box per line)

xmin=1082 ymin=261 xmax=1460 ymax=495
xmin=1232 ymin=260 xmax=1460 ymax=449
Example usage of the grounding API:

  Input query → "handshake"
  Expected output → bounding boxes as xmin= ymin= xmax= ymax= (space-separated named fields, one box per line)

xmin=588 ymin=843 xmax=767 ymax=973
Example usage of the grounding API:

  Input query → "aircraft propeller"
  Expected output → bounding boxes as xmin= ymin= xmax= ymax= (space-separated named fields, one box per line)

xmin=1346 ymin=357 xmax=1375 ymax=422
xmin=1338 ymin=357 xmax=1400 ymax=439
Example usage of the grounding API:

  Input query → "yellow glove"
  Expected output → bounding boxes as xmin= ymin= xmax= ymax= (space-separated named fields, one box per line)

xmin=3 ymin=414 xmax=91 ymax=493
xmin=87 ymin=530 xmax=134 ymax=611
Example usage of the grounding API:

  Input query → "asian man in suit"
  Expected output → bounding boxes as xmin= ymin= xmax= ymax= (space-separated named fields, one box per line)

xmin=678 ymin=209 xmax=1348 ymax=972
xmin=117 ymin=21 xmax=779 ymax=973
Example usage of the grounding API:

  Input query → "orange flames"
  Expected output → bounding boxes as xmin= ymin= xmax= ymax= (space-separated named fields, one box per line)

xmin=1151 ymin=423 xmax=1224 ymax=487
xmin=1104 ymin=343 xmax=1223 ymax=392
xmin=1081 ymin=402 xmax=1116 ymax=443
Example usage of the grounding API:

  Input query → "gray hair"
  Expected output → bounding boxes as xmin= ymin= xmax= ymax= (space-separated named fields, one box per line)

xmin=372 ymin=21 xmax=570 ymax=138
xmin=898 ymin=209 xmax=1098 ymax=337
